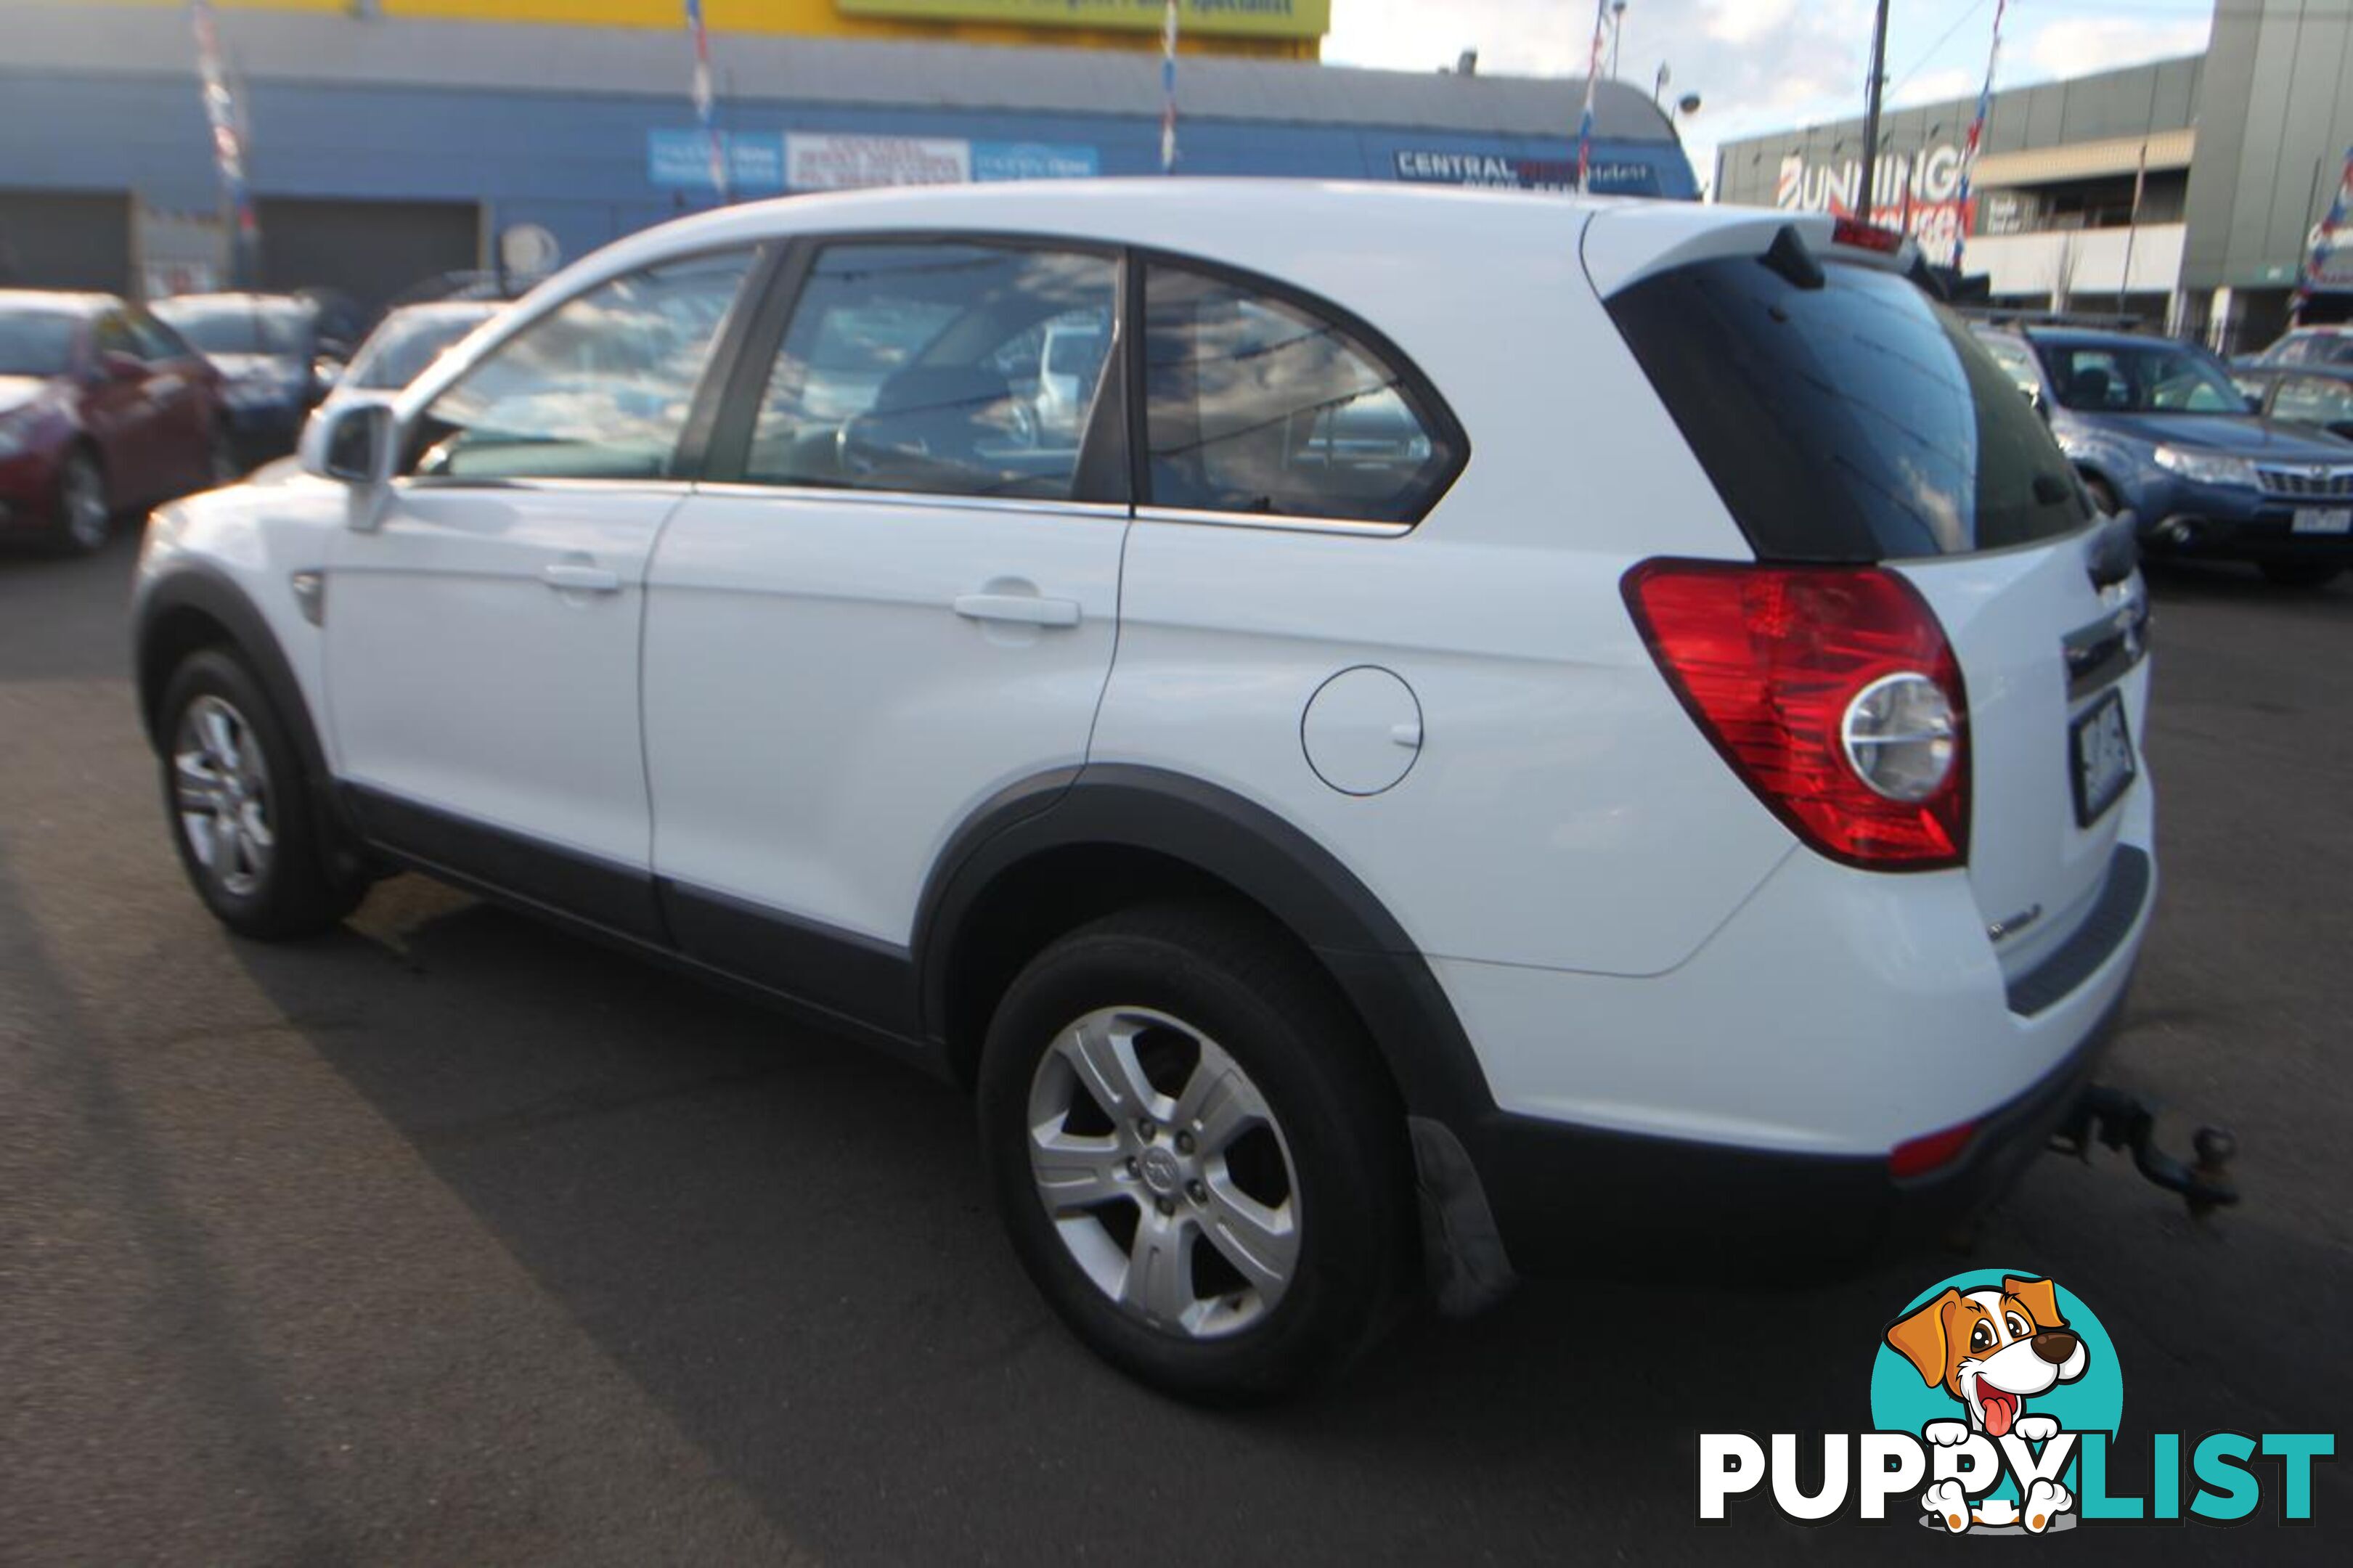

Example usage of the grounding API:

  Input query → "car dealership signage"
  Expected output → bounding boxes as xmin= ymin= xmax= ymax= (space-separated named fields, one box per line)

xmin=1394 ymin=148 xmax=1664 ymax=196
xmin=649 ymin=130 xmax=1099 ymax=193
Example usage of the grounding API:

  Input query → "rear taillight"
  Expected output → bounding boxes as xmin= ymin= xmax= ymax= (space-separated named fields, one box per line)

xmin=1623 ymin=560 xmax=1969 ymax=870
xmin=1890 ymin=1119 xmax=1978 ymax=1180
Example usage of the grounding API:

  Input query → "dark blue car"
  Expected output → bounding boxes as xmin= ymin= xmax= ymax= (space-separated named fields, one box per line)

xmin=1974 ymin=326 xmax=2353 ymax=587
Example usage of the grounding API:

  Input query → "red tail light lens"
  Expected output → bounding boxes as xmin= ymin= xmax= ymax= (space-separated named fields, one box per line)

xmin=1890 ymin=1119 xmax=1978 ymax=1180
xmin=1623 ymin=560 xmax=1969 ymax=870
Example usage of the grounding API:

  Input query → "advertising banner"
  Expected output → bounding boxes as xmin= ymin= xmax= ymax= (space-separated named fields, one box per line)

xmin=972 ymin=142 xmax=1102 ymax=181
xmin=649 ymin=128 xmax=786 ymax=192
xmin=835 ymin=0 xmax=1328 ymax=40
xmin=785 ymin=133 xmax=972 ymax=189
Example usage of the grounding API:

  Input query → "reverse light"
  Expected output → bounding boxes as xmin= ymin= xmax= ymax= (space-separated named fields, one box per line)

xmin=2152 ymin=444 xmax=2258 ymax=489
xmin=1622 ymin=560 xmax=1970 ymax=870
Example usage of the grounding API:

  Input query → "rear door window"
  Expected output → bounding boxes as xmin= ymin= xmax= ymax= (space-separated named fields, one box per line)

xmin=1605 ymin=253 xmax=2089 ymax=560
xmin=1139 ymin=262 xmax=1461 ymax=525
xmin=743 ymin=241 xmax=1119 ymax=502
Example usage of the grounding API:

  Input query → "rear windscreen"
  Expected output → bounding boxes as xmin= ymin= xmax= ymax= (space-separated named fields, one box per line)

xmin=1606 ymin=252 xmax=2089 ymax=560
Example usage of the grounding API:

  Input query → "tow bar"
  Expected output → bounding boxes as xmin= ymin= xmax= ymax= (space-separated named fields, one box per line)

xmin=2052 ymin=1085 xmax=2240 ymax=1218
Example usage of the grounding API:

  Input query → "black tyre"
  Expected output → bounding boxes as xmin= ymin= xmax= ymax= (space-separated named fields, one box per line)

xmin=977 ymin=900 xmax=1411 ymax=1402
xmin=158 ymin=648 xmax=364 ymax=939
xmin=52 ymin=446 xmax=110 ymax=555
xmin=2083 ymin=474 xmax=2122 ymax=518
xmin=2258 ymin=561 xmax=2343 ymax=588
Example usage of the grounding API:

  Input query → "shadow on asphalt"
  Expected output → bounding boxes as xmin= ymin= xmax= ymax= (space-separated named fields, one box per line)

xmin=224 ymin=875 xmax=2352 ymax=1561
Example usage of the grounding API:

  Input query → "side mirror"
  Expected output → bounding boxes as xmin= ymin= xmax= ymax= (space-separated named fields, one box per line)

xmin=301 ymin=397 xmax=396 ymax=528
xmin=2246 ymin=393 xmax=2266 ymax=415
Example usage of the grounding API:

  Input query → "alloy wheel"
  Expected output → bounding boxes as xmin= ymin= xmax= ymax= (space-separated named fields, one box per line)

xmin=1026 ymin=1006 xmax=1302 ymax=1339
xmin=172 ymin=695 xmax=274 ymax=897
xmin=61 ymin=455 xmax=107 ymax=550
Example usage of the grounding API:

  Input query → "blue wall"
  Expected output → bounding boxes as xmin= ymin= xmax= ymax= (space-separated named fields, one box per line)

xmin=0 ymin=69 xmax=1697 ymax=275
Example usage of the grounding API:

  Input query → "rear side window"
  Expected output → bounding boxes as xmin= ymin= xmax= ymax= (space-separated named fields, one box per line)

xmin=1141 ymin=263 xmax=1459 ymax=524
xmin=1607 ymin=254 xmax=2088 ymax=560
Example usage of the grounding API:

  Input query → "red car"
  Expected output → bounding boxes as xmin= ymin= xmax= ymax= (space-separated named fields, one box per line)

xmin=0 ymin=290 xmax=235 ymax=554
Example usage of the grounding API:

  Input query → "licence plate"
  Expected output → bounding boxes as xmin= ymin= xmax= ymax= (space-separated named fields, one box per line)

xmin=2071 ymin=690 xmax=2136 ymax=828
xmin=2292 ymin=507 xmax=2352 ymax=534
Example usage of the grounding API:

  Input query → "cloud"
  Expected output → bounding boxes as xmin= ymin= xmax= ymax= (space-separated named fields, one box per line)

xmin=1891 ymin=67 xmax=1979 ymax=113
xmin=2021 ymin=17 xmax=2211 ymax=81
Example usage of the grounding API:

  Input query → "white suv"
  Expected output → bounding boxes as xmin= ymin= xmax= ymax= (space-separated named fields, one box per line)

xmin=134 ymin=182 xmax=2155 ymax=1400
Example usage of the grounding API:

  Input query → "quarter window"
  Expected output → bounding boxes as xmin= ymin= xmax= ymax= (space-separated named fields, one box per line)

xmin=744 ymin=242 xmax=1119 ymax=501
xmin=409 ymin=250 xmax=753 ymax=481
xmin=1141 ymin=264 xmax=1457 ymax=524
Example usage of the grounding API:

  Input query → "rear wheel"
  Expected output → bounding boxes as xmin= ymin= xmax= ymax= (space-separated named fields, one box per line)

xmin=2258 ymin=561 xmax=2342 ymax=588
xmin=160 ymin=649 xmax=364 ymax=939
xmin=52 ymin=448 xmax=110 ymax=555
xmin=977 ymin=902 xmax=1411 ymax=1402
xmin=2082 ymin=474 xmax=2122 ymax=518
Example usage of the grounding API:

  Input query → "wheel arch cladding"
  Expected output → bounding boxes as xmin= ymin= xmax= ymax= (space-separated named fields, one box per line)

xmin=135 ymin=565 xmax=346 ymax=861
xmin=915 ymin=764 xmax=1497 ymax=1132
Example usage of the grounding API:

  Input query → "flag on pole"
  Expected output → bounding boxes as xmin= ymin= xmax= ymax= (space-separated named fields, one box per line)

xmin=1160 ymin=1 xmax=1180 ymax=174
xmin=1952 ymin=0 xmax=2008 ymax=273
xmin=188 ymin=0 xmax=256 ymax=287
xmin=2293 ymin=144 xmax=2353 ymax=324
xmin=1575 ymin=0 xmax=1609 ymax=193
xmin=685 ymin=0 xmax=728 ymax=203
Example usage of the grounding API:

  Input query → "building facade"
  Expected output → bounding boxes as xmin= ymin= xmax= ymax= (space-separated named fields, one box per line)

xmin=1713 ymin=0 xmax=2353 ymax=351
xmin=0 ymin=0 xmax=1697 ymax=310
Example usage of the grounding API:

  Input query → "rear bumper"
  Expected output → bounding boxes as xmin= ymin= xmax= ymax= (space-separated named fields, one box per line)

xmin=1459 ymin=982 xmax=2122 ymax=1278
xmin=1421 ymin=812 xmax=2155 ymax=1282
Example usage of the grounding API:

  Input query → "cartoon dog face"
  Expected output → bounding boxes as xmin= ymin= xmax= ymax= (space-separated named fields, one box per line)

xmin=1885 ymin=1275 xmax=2088 ymax=1438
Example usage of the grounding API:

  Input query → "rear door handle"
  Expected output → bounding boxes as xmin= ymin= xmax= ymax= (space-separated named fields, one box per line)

xmin=542 ymin=563 xmax=622 ymax=594
xmin=953 ymin=592 xmax=1082 ymax=629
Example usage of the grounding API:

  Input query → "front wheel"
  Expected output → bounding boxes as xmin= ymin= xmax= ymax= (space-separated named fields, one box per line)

xmin=2258 ymin=561 xmax=2343 ymax=588
xmin=160 ymin=649 xmax=364 ymax=939
xmin=977 ymin=902 xmax=1411 ymax=1402
xmin=52 ymin=448 xmax=110 ymax=555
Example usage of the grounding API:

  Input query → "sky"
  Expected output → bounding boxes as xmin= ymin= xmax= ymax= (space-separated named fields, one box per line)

xmin=1321 ymin=0 xmax=2218 ymax=192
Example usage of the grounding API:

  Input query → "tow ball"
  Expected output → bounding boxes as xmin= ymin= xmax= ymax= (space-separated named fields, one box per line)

xmin=2051 ymin=1085 xmax=2240 ymax=1218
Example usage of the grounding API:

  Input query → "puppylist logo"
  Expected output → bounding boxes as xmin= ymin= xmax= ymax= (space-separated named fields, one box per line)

xmin=1700 ymin=1272 xmax=2336 ymax=1533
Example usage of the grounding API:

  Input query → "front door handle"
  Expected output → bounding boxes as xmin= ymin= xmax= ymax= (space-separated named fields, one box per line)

xmin=543 ymin=562 xmax=622 ymax=594
xmin=953 ymin=592 xmax=1082 ymax=629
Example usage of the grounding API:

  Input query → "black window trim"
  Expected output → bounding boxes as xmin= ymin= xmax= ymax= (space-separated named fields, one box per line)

xmin=696 ymin=227 xmax=1133 ymax=510
xmin=1126 ymin=244 xmax=1470 ymax=534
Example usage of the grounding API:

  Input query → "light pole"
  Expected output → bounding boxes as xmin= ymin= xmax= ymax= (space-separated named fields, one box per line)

xmin=1858 ymin=0 xmax=1891 ymax=223
xmin=1610 ymin=2 xmax=1627 ymax=81
xmin=1653 ymin=61 xmax=1671 ymax=107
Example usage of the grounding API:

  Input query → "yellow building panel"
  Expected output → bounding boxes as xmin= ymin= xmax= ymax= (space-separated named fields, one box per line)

xmin=99 ymin=1 xmax=1318 ymax=57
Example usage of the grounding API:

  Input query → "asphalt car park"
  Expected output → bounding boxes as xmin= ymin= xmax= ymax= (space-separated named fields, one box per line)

xmin=3 ymin=533 xmax=2348 ymax=1563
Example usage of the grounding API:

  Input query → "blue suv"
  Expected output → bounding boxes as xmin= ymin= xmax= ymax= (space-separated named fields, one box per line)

xmin=1974 ymin=325 xmax=2353 ymax=587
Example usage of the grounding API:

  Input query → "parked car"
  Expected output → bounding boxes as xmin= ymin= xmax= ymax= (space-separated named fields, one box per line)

xmin=2230 ymin=362 xmax=2353 ymax=441
xmin=1976 ymin=324 xmax=2353 ymax=587
xmin=2233 ymin=323 xmax=2353 ymax=369
xmin=0 ymin=289 xmax=233 ymax=553
xmin=328 ymin=300 xmax=503 ymax=404
xmin=1029 ymin=314 xmax=1108 ymax=445
xmin=134 ymin=186 xmax=2153 ymax=1399
xmin=151 ymin=290 xmax=364 ymax=464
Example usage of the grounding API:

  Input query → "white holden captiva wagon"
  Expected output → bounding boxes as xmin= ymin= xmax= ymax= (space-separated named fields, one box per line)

xmin=134 ymin=181 xmax=2155 ymax=1400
